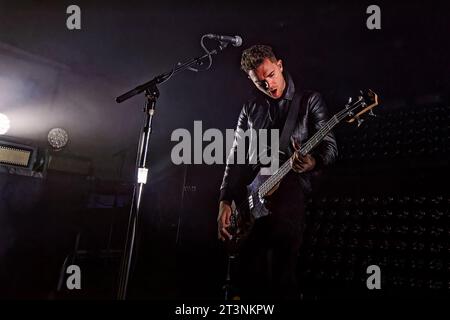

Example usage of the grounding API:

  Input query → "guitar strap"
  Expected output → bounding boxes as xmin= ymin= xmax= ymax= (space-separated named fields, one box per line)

xmin=278 ymin=92 xmax=303 ymax=155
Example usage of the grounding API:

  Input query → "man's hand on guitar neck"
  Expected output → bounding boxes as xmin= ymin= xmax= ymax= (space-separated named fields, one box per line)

xmin=291 ymin=140 xmax=316 ymax=173
xmin=217 ymin=201 xmax=232 ymax=241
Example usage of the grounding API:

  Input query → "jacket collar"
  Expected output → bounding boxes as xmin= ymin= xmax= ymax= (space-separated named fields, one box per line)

xmin=282 ymin=71 xmax=295 ymax=101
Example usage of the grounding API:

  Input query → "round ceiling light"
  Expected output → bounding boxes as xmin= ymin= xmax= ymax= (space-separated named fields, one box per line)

xmin=48 ymin=127 xmax=69 ymax=151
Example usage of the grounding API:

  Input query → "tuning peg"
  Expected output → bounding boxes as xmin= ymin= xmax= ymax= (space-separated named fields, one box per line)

xmin=356 ymin=116 xmax=364 ymax=127
xmin=357 ymin=90 xmax=365 ymax=101
xmin=345 ymin=97 xmax=352 ymax=108
xmin=368 ymin=109 xmax=376 ymax=117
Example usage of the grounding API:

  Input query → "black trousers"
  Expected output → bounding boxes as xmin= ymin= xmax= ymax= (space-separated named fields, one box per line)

xmin=237 ymin=172 xmax=306 ymax=300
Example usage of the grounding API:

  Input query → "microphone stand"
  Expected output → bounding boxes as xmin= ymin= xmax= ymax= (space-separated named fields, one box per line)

xmin=115 ymin=41 xmax=231 ymax=300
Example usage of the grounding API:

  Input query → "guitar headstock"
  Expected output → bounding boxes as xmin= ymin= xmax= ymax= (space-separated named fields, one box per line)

xmin=344 ymin=89 xmax=379 ymax=127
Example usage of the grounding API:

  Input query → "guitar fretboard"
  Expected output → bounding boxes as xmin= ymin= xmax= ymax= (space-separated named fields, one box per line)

xmin=258 ymin=101 xmax=356 ymax=197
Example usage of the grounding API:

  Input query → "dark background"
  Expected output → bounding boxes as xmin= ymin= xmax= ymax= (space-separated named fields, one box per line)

xmin=0 ymin=0 xmax=448 ymax=299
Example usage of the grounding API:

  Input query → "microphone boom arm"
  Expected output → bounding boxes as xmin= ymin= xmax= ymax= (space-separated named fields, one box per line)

xmin=116 ymin=46 xmax=225 ymax=103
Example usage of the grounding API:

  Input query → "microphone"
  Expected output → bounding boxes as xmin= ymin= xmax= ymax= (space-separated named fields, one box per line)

xmin=205 ymin=34 xmax=243 ymax=47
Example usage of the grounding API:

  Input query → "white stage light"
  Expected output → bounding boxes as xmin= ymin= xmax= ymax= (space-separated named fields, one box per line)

xmin=0 ymin=113 xmax=10 ymax=134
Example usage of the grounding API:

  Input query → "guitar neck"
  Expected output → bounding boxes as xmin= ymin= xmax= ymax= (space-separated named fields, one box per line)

xmin=258 ymin=114 xmax=341 ymax=197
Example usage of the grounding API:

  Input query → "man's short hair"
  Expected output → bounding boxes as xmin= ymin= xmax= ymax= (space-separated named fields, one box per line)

xmin=240 ymin=45 xmax=277 ymax=73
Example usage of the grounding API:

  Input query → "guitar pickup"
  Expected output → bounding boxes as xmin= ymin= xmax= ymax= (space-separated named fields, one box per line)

xmin=248 ymin=195 xmax=254 ymax=209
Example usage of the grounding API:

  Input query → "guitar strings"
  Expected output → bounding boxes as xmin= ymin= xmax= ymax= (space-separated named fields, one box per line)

xmin=258 ymin=99 xmax=363 ymax=196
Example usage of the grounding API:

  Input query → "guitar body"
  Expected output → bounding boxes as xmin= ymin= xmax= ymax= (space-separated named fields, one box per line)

xmin=228 ymin=171 xmax=277 ymax=251
xmin=246 ymin=171 xmax=272 ymax=216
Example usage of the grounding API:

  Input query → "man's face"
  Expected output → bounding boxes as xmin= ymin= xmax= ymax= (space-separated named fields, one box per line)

xmin=248 ymin=58 xmax=286 ymax=99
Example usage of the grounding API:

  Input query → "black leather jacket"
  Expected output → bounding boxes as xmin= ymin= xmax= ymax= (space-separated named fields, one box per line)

xmin=220 ymin=72 xmax=338 ymax=203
